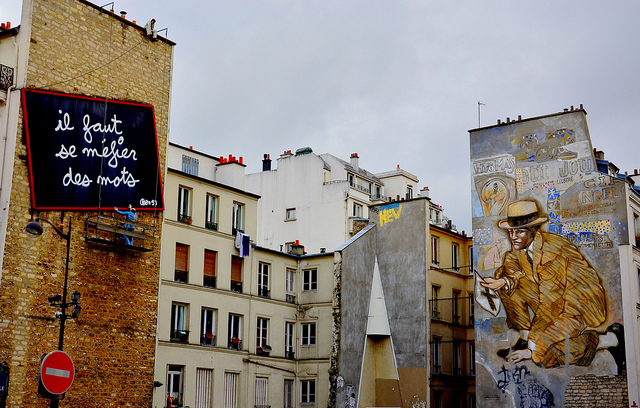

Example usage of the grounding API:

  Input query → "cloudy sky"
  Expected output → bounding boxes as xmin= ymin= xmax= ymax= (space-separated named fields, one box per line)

xmin=3 ymin=0 xmax=640 ymax=232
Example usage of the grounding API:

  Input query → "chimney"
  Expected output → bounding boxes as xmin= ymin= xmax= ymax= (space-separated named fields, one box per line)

xmin=350 ymin=153 xmax=359 ymax=171
xmin=290 ymin=240 xmax=305 ymax=255
xmin=262 ymin=154 xmax=272 ymax=171
xmin=593 ymin=150 xmax=605 ymax=160
xmin=215 ymin=153 xmax=246 ymax=189
xmin=280 ymin=150 xmax=293 ymax=158
xmin=419 ymin=186 xmax=430 ymax=198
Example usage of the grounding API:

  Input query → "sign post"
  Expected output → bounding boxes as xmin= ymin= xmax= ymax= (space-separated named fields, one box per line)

xmin=39 ymin=351 xmax=75 ymax=399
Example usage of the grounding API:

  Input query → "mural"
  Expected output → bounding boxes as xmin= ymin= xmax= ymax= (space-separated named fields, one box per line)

xmin=470 ymin=111 xmax=628 ymax=407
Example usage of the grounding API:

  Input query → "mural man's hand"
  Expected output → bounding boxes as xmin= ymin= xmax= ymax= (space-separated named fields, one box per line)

xmin=508 ymin=348 xmax=532 ymax=364
xmin=480 ymin=277 xmax=507 ymax=290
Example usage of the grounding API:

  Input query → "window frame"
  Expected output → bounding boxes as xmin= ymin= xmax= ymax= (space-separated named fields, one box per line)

xmin=203 ymin=249 xmax=216 ymax=288
xmin=431 ymin=236 xmax=440 ymax=265
xmin=256 ymin=317 xmax=269 ymax=349
xmin=285 ymin=321 xmax=295 ymax=358
xmin=433 ymin=337 xmax=441 ymax=374
xmin=303 ymin=269 xmax=317 ymax=291
xmin=171 ymin=303 xmax=189 ymax=342
xmin=181 ymin=154 xmax=199 ymax=176
xmin=452 ymin=243 xmax=460 ymax=271
xmin=301 ymin=380 xmax=316 ymax=404
xmin=301 ymin=322 xmax=316 ymax=346
xmin=174 ymin=243 xmax=189 ymax=283
xmin=228 ymin=314 xmax=243 ymax=350
xmin=353 ymin=203 xmax=363 ymax=218
xmin=285 ymin=207 xmax=296 ymax=221
xmin=200 ymin=307 xmax=216 ymax=346
xmin=167 ymin=365 xmax=185 ymax=407
xmin=177 ymin=186 xmax=192 ymax=221
xmin=232 ymin=201 xmax=244 ymax=234
xmin=205 ymin=194 xmax=218 ymax=230
xmin=258 ymin=262 xmax=270 ymax=298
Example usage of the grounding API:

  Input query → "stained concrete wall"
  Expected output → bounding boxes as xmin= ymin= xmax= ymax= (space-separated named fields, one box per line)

xmin=333 ymin=198 xmax=429 ymax=407
xmin=470 ymin=109 xmax=629 ymax=408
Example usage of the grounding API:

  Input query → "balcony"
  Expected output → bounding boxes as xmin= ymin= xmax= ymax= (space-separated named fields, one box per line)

xmin=170 ymin=330 xmax=189 ymax=343
xmin=228 ymin=338 xmax=242 ymax=350
xmin=285 ymin=350 xmax=295 ymax=360
xmin=201 ymin=333 xmax=216 ymax=347
xmin=174 ymin=269 xmax=188 ymax=283
xmin=230 ymin=281 xmax=243 ymax=293
xmin=258 ymin=287 xmax=270 ymax=299
xmin=256 ymin=345 xmax=272 ymax=356
xmin=178 ymin=214 xmax=192 ymax=225
xmin=205 ymin=221 xmax=218 ymax=231
xmin=286 ymin=294 xmax=296 ymax=304
xmin=85 ymin=214 xmax=156 ymax=252
xmin=203 ymin=275 xmax=216 ymax=288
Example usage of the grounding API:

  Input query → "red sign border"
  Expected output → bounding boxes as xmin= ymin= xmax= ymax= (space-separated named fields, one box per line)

xmin=40 ymin=350 xmax=75 ymax=395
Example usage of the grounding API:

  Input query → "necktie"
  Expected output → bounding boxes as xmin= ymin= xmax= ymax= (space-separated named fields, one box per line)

xmin=525 ymin=251 xmax=534 ymax=270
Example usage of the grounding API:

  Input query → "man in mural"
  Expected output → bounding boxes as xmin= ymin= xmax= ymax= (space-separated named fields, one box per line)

xmin=479 ymin=200 xmax=608 ymax=368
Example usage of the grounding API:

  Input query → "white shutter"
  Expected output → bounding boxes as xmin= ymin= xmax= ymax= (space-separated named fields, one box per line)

xmin=224 ymin=372 xmax=239 ymax=408
xmin=255 ymin=377 xmax=268 ymax=406
xmin=195 ymin=368 xmax=212 ymax=408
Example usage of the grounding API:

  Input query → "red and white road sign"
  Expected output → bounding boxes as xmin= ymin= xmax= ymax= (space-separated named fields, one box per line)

xmin=40 ymin=351 xmax=75 ymax=395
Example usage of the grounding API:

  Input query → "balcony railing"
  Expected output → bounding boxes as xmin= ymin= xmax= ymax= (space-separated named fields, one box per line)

xmin=0 ymin=64 xmax=14 ymax=91
xmin=231 ymin=281 xmax=243 ymax=293
xmin=201 ymin=334 xmax=216 ymax=347
xmin=285 ymin=350 xmax=295 ymax=360
xmin=170 ymin=330 xmax=189 ymax=343
xmin=286 ymin=294 xmax=296 ymax=304
xmin=205 ymin=221 xmax=218 ymax=231
xmin=174 ymin=269 xmax=188 ymax=283
xmin=256 ymin=345 xmax=272 ymax=356
xmin=178 ymin=214 xmax=192 ymax=225
xmin=203 ymin=275 xmax=216 ymax=288
xmin=228 ymin=338 xmax=242 ymax=350
xmin=258 ymin=287 xmax=270 ymax=298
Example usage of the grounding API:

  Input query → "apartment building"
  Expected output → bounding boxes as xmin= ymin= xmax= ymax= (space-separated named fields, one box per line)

xmin=153 ymin=144 xmax=333 ymax=408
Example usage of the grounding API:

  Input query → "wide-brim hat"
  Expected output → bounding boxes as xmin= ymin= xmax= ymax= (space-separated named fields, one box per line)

xmin=498 ymin=200 xmax=548 ymax=229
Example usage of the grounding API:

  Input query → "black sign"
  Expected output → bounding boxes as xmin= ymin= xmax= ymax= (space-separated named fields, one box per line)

xmin=22 ymin=90 xmax=164 ymax=210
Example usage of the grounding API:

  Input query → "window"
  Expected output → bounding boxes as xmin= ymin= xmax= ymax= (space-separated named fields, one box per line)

xmin=452 ymin=290 xmax=460 ymax=323
xmin=232 ymin=202 xmax=244 ymax=234
xmin=255 ymin=377 xmax=268 ymax=407
xmin=303 ymin=269 xmax=317 ymax=291
xmin=452 ymin=243 xmax=460 ymax=271
xmin=353 ymin=203 xmax=363 ymax=218
xmin=204 ymin=250 xmax=216 ymax=288
xmin=285 ymin=208 xmax=296 ymax=221
xmin=301 ymin=380 xmax=315 ymax=404
xmin=433 ymin=337 xmax=441 ymax=374
xmin=284 ymin=379 xmax=294 ymax=408
xmin=228 ymin=314 xmax=242 ymax=350
xmin=171 ymin=303 xmax=189 ymax=343
xmin=195 ymin=368 xmax=213 ymax=408
xmin=406 ymin=186 xmax=413 ymax=199
xmin=201 ymin=308 xmax=216 ymax=346
xmin=285 ymin=322 xmax=295 ymax=359
xmin=231 ymin=256 xmax=242 ymax=293
xmin=256 ymin=317 xmax=269 ymax=352
xmin=431 ymin=286 xmax=440 ymax=319
xmin=453 ymin=342 xmax=461 ymax=376
xmin=302 ymin=323 xmax=316 ymax=346
xmin=470 ymin=342 xmax=476 ymax=376
xmin=178 ymin=186 xmax=192 ymax=222
xmin=258 ymin=262 xmax=270 ymax=298
xmin=432 ymin=237 xmax=439 ymax=265
xmin=224 ymin=372 xmax=239 ymax=408
xmin=182 ymin=154 xmax=199 ymax=176
xmin=175 ymin=243 xmax=189 ymax=283
xmin=469 ymin=292 xmax=475 ymax=325
xmin=285 ymin=242 xmax=295 ymax=254
xmin=286 ymin=268 xmax=296 ymax=304
xmin=205 ymin=194 xmax=218 ymax=230
xmin=635 ymin=213 xmax=640 ymax=246
xmin=167 ymin=365 xmax=184 ymax=407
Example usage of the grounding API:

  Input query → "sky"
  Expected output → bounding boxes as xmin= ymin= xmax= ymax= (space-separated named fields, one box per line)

xmin=3 ymin=1 xmax=640 ymax=233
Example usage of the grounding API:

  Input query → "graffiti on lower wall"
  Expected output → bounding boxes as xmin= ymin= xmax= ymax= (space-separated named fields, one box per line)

xmin=470 ymin=111 xmax=628 ymax=407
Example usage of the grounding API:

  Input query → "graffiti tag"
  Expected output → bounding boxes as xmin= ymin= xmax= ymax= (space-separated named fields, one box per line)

xmin=512 ymin=128 xmax=577 ymax=163
xmin=379 ymin=204 xmax=402 ymax=227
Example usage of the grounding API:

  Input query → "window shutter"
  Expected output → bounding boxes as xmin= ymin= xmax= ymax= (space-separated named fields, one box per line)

xmin=175 ymin=244 xmax=188 ymax=272
xmin=231 ymin=256 xmax=242 ymax=281
xmin=204 ymin=250 xmax=216 ymax=277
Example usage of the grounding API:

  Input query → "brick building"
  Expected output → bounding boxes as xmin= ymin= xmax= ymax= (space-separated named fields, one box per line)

xmin=0 ymin=1 xmax=173 ymax=406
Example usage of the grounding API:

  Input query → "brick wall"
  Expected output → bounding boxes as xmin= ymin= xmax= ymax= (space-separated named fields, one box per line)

xmin=565 ymin=374 xmax=629 ymax=407
xmin=0 ymin=0 xmax=172 ymax=406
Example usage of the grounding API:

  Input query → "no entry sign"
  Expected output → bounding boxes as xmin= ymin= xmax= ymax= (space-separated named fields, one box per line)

xmin=40 ymin=351 xmax=75 ymax=395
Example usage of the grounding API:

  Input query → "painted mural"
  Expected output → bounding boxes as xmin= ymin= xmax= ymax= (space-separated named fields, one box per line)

xmin=470 ymin=111 xmax=628 ymax=408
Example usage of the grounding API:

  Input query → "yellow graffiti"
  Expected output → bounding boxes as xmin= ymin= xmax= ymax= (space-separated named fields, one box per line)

xmin=561 ymin=220 xmax=612 ymax=235
xmin=379 ymin=204 xmax=402 ymax=227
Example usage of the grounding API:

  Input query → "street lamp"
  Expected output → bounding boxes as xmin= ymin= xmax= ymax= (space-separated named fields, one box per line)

xmin=24 ymin=217 xmax=81 ymax=350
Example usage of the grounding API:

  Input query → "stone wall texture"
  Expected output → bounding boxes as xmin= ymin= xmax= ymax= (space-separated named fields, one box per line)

xmin=0 ymin=0 xmax=172 ymax=406
xmin=565 ymin=374 xmax=629 ymax=407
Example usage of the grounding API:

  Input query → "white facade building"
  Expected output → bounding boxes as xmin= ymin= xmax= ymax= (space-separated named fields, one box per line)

xmin=245 ymin=148 xmax=425 ymax=254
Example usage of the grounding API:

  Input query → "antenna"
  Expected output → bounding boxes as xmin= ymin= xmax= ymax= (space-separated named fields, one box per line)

xmin=478 ymin=101 xmax=486 ymax=128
